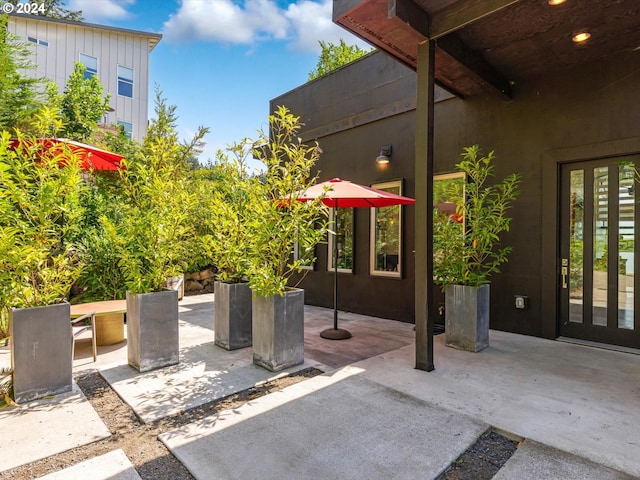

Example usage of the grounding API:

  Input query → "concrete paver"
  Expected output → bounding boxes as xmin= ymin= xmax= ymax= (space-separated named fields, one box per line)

xmin=493 ymin=440 xmax=637 ymax=480
xmin=354 ymin=332 xmax=640 ymax=478
xmin=160 ymin=366 xmax=488 ymax=480
xmin=0 ymin=383 xmax=110 ymax=471
xmin=36 ymin=449 xmax=141 ymax=480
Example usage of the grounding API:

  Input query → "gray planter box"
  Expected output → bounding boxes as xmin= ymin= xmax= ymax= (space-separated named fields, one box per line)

xmin=127 ymin=290 xmax=179 ymax=372
xmin=445 ymin=284 xmax=490 ymax=352
xmin=10 ymin=303 xmax=72 ymax=403
xmin=214 ymin=281 xmax=252 ymax=350
xmin=252 ymin=288 xmax=304 ymax=372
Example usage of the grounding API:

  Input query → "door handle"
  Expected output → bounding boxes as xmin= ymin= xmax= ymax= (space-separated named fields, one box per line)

xmin=561 ymin=266 xmax=568 ymax=289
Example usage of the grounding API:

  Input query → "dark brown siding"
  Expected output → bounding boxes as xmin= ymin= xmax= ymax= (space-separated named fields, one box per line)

xmin=273 ymin=49 xmax=640 ymax=339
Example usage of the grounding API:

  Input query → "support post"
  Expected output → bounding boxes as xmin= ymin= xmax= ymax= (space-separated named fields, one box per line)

xmin=414 ymin=39 xmax=436 ymax=371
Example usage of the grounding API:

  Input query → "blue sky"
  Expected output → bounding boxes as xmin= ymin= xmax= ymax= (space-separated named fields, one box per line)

xmin=68 ymin=0 xmax=370 ymax=163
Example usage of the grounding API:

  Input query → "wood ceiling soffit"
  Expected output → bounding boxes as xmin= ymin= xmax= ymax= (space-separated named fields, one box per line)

xmin=335 ymin=0 xmax=424 ymax=68
xmin=455 ymin=0 xmax=640 ymax=80
xmin=435 ymin=46 xmax=491 ymax=97
xmin=436 ymin=34 xmax=512 ymax=98
xmin=428 ymin=0 xmax=521 ymax=38
xmin=334 ymin=0 xmax=520 ymax=98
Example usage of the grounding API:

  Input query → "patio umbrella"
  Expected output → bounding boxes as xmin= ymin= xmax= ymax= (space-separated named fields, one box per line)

xmin=9 ymin=138 xmax=125 ymax=171
xmin=298 ymin=178 xmax=415 ymax=340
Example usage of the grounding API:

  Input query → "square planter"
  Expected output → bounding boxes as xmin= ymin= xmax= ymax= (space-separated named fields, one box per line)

xmin=127 ymin=290 xmax=179 ymax=372
xmin=445 ymin=284 xmax=490 ymax=352
xmin=10 ymin=303 xmax=72 ymax=403
xmin=252 ymin=288 xmax=304 ymax=372
xmin=214 ymin=281 xmax=252 ymax=350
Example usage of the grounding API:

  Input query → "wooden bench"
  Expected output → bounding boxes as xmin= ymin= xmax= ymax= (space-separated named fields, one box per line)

xmin=70 ymin=300 xmax=127 ymax=346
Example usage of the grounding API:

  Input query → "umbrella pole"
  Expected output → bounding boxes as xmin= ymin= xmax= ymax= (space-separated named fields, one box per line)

xmin=320 ymin=204 xmax=352 ymax=340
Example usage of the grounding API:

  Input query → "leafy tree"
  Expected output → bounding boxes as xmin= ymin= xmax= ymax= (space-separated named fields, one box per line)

xmin=102 ymin=88 xmax=209 ymax=293
xmin=0 ymin=122 xmax=87 ymax=310
xmin=201 ymin=142 xmax=257 ymax=283
xmin=47 ymin=61 xmax=111 ymax=141
xmin=0 ymin=15 xmax=41 ymax=131
xmin=433 ymin=146 xmax=521 ymax=287
xmin=308 ymin=39 xmax=373 ymax=81
xmin=245 ymin=106 xmax=328 ymax=297
xmin=6 ymin=0 xmax=83 ymax=21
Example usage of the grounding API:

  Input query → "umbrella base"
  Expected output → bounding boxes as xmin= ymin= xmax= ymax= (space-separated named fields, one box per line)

xmin=320 ymin=328 xmax=352 ymax=340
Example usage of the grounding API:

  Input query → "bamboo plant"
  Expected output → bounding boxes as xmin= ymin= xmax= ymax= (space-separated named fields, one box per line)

xmin=433 ymin=145 xmax=521 ymax=288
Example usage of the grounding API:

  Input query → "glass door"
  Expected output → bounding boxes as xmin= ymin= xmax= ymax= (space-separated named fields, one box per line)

xmin=559 ymin=158 xmax=640 ymax=348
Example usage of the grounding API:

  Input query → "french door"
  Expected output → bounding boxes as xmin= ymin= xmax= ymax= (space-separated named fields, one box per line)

xmin=559 ymin=158 xmax=640 ymax=348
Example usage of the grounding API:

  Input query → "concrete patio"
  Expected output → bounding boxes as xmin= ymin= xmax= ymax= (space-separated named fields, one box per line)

xmin=1 ymin=292 xmax=639 ymax=479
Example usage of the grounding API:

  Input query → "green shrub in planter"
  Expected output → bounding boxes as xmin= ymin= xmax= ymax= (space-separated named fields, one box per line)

xmin=244 ymin=106 xmax=327 ymax=370
xmin=246 ymin=106 xmax=328 ymax=298
xmin=0 ymin=130 xmax=86 ymax=309
xmin=433 ymin=145 xmax=521 ymax=288
xmin=100 ymin=90 xmax=208 ymax=371
xmin=202 ymin=144 xmax=256 ymax=284
xmin=103 ymin=90 xmax=207 ymax=294
xmin=433 ymin=145 xmax=521 ymax=352
xmin=0 ymin=129 xmax=86 ymax=401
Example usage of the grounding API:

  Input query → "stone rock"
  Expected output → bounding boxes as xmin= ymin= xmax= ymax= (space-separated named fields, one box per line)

xmin=185 ymin=279 xmax=203 ymax=292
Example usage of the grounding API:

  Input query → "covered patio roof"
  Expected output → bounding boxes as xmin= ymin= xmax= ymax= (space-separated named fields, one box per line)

xmin=334 ymin=0 xmax=640 ymax=99
xmin=333 ymin=0 xmax=640 ymax=371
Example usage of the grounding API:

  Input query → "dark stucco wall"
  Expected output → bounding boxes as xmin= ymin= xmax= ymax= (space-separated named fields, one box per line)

xmin=272 ymin=49 xmax=640 ymax=338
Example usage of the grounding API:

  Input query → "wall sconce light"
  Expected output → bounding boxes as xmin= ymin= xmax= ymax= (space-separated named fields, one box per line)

xmin=376 ymin=144 xmax=392 ymax=164
xmin=572 ymin=31 xmax=591 ymax=43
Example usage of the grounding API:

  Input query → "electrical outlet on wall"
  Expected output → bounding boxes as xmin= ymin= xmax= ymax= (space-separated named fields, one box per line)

xmin=515 ymin=295 xmax=528 ymax=310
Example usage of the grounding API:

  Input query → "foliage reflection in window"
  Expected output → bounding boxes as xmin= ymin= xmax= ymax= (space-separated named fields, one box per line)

xmin=294 ymin=239 xmax=315 ymax=270
xmin=328 ymin=208 xmax=353 ymax=272
xmin=370 ymin=181 xmax=403 ymax=277
xmin=433 ymin=173 xmax=465 ymax=284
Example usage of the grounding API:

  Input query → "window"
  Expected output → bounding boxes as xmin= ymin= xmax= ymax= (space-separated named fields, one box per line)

xmin=79 ymin=53 xmax=98 ymax=80
xmin=117 ymin=65 xmax=134 ymax=98
xmin=27 ymin=36 xmax=48 ymax=47
xmin=328 ymin=208 xmax=353 ymax=272
xmin=370 ymin=180 xmax=403 ymax=277
xmin=117 ymin=120 xmax=133 ymax=139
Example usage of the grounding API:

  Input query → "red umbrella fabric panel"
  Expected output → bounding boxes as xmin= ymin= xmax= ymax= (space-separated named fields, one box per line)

xmin=298 ymin=178 xmax=415 ymax=208
xmin=9 ymin=138 xmax=125 ymax=171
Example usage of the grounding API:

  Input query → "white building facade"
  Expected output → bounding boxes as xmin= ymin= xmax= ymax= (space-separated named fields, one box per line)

xmin=8 ymin=13 xmax=161 ymax=142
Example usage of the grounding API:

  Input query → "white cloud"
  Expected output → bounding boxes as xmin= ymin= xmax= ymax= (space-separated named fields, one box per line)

xmin=284 ymin=0 xmax=349 ymax=53
xmin=68 ymin=0 xmax=134 ymax=22
xmin=162 ymin=0 xmax=368 ymax=53
xmin=162 ymin=0 xmax=289 ymax=45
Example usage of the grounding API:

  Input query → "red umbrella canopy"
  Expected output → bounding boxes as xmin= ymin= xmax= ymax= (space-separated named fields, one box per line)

xmin=9 ymin=138 xmax=125 ymax=171
xmin=298 ymin=178 xmax=415 ymax=208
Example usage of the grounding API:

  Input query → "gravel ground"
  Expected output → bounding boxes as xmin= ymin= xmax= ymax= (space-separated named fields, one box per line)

xmin=3 ymin=369 xmax=519 ymax=480
xmin=436 ymin=430 xmax=519 ymax=480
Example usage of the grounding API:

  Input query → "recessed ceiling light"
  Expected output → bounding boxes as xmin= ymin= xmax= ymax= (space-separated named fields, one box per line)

xmin=548 ymin=0 xmax=566 ymax=5
xmin=572 ymin=32 xmax=591 ymax=43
